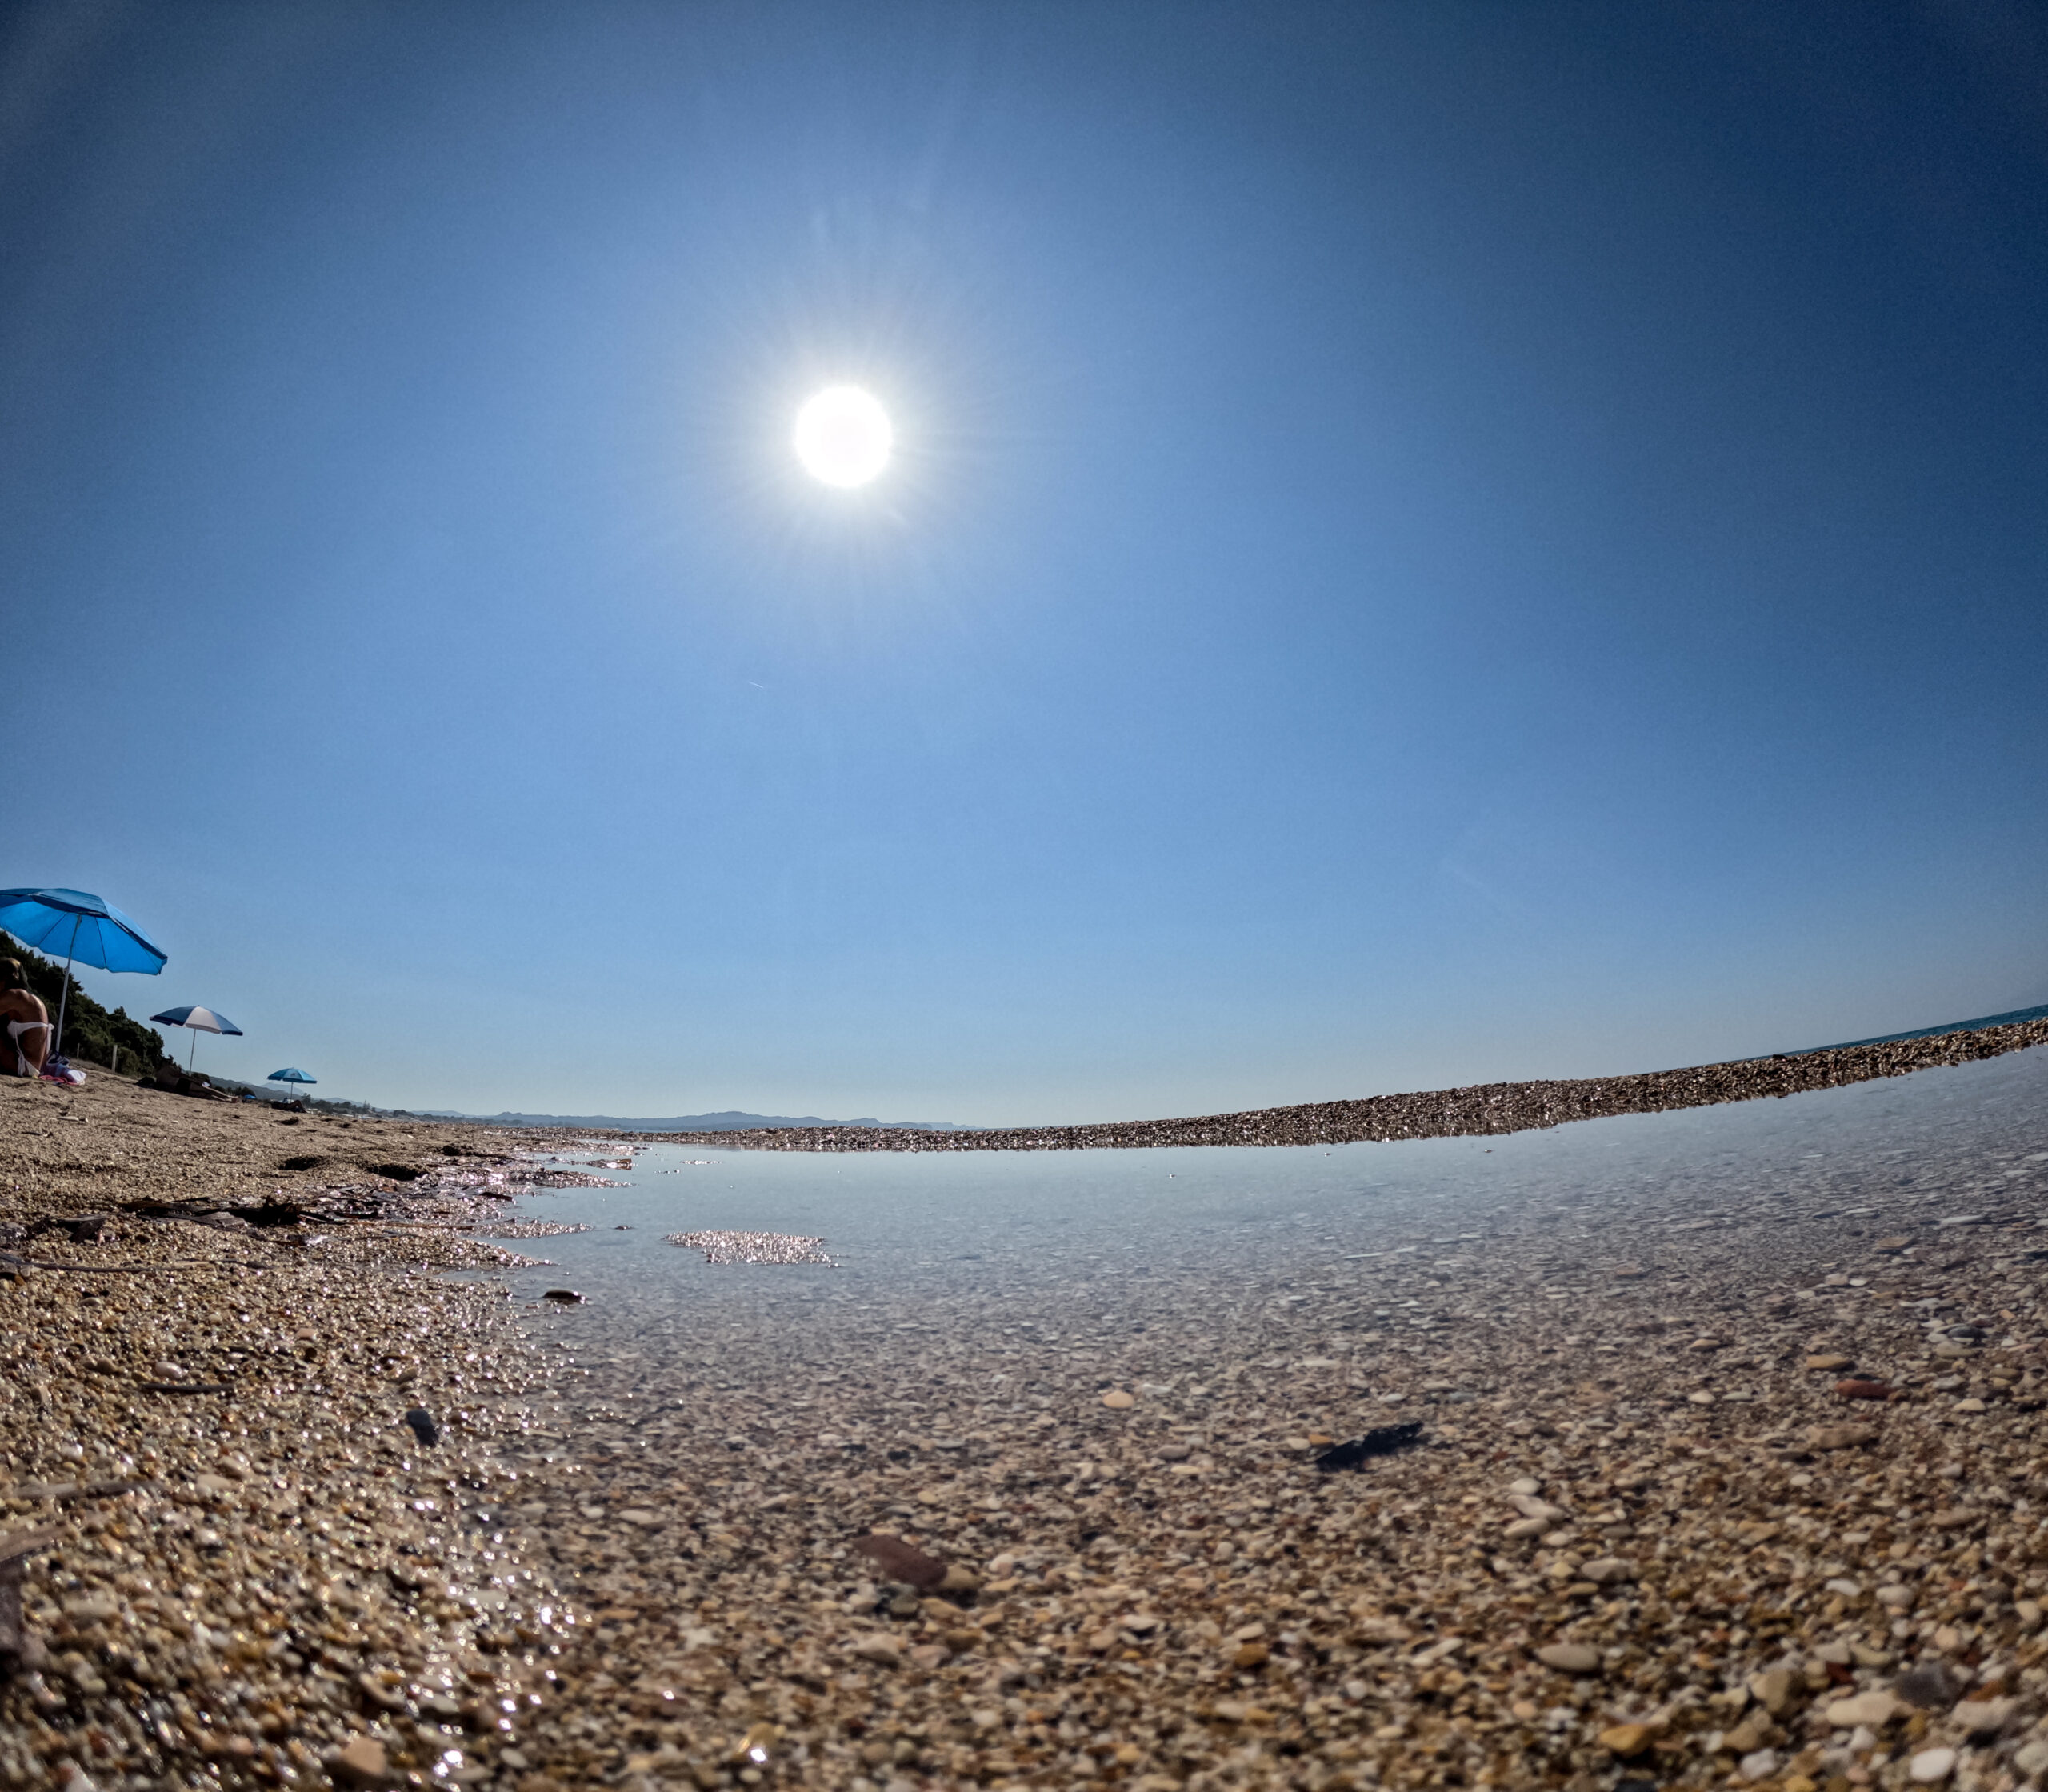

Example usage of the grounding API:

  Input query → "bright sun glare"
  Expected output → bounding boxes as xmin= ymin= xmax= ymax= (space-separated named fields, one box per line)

xmin=793 ymin=385 xmax=892 ymax=488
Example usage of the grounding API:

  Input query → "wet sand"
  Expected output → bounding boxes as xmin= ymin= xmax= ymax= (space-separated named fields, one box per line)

xmin=6 ymin=1040 xmax=2048 ymax=1792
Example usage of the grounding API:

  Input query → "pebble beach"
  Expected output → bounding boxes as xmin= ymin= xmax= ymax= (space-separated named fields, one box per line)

xmin=6 ymin=1031 xmax=2048 ymax=1792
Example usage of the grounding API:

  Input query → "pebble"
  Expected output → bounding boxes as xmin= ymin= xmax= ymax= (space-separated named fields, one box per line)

xmin=334 ymin=1735 xmax=389 ymax=1782
xmin=1806 ymin=1353 xmax=1855 ymax=1370
xmin=1950 ymin=1697 xmax=2014 ymax=1735
xmin=1909 ymin=1746 xmax=1958 ymax=1783
xmin=1510 ymin=1493 xmax=1568 ymax=1524
xmin=1535 ymin=1642 xmax=1602 ymax=1674
xmin=1598 ymin=1722 xmax=1652 ymax=1756
xmin=1826 ymin=1690 xmax=1899 ymax=1728
xmin=1101 ymin=1390 xmax=1134 ymax=1410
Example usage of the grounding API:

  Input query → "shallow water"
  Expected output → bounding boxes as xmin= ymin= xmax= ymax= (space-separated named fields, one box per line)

xmin=483 ymin=1046 xmax=2048 ymax=1788
xmin=494 ymin=1043 xmax=2048 ymax=1326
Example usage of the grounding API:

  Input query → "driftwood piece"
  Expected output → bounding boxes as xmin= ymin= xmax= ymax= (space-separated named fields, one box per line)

xmin=0 ymin=1530 xmax=55 ymax=1678
xmin=850 ymin=1533 xmax=949 ymax=1591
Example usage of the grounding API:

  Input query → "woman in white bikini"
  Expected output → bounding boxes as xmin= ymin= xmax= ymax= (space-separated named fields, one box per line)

xmin=0 ymin=958 xmax=51 ymax=1078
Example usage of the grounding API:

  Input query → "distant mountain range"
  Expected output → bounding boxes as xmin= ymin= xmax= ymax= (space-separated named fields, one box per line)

xmin=436 ymin=1110 xmax=964 ymax=1132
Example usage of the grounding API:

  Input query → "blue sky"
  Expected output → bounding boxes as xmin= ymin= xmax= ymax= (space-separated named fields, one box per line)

xmin=4 ymin=2 xmax=2044 ymax=1122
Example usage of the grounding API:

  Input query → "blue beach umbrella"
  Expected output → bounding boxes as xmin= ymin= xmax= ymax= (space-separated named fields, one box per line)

xmin=268 ymin=1067 xmax=316 ymax=1091
xmin=150 ymin=1005 xmax=243 ymax=1074
xmin=0 ymin=886 xmax=168 ymax=1062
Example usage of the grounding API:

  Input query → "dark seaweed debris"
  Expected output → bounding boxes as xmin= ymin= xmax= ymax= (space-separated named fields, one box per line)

xmin=1314 ymin=1421 xmax=1425 ymax=1471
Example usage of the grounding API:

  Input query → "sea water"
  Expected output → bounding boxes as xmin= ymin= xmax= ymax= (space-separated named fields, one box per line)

xmin=492 ymin=1042 xmax=2048 ymax=1318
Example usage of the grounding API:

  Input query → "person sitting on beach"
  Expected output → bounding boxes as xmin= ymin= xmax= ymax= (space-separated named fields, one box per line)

xmin=0 ymin=958 xmax=51 ymax=1078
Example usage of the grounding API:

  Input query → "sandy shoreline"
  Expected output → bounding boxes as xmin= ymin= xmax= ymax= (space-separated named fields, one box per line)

xmin=6 ymin=1041 xmax=2048 ymax=1792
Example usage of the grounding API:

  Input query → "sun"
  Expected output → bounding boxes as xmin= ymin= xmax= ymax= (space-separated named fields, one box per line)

xmin=793 ymin=385 xmax=892 ymax=487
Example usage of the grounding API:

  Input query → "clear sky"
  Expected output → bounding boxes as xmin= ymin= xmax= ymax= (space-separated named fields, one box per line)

xmin=4 ymin=2 xmax=2044 ymax=1122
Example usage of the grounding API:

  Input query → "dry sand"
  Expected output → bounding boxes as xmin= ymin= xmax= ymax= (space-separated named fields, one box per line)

xmin=6 ymin=1037 xmax=2048 ymax=1792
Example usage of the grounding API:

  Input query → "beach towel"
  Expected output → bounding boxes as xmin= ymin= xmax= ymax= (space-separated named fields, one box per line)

xmin=39 ymin=1056 xmax=84 ymax=1086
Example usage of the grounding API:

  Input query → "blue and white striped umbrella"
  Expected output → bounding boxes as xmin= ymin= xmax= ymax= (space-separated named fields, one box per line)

xmin=268 ymin=1067 xmax=316 ymax=1086
xmin=150 ymin=1005 xmax=243 ymax=1074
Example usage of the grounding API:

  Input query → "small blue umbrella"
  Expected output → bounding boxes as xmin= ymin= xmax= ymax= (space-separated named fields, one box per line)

xmin=268 ymin=1067 xmax=317 ymax=1088
xmin=0 ymin=887 xmax=167 ymax=1062
xmin=150 ymin=1005 xmax=242 ymax=1074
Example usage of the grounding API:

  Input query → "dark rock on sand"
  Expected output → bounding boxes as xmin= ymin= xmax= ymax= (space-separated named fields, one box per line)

xmin=1314 ymin=1421 xmax=1425 ymax=1470
xmin=851 ymin=1533 xmax=950 ymax=1592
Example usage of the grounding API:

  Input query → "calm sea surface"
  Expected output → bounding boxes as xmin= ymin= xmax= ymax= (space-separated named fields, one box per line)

xmin=490 ymin=1043 xmax=2048 ymax=1318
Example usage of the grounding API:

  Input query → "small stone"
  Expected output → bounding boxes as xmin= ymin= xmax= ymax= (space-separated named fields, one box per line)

xmin=848 ymin=1636 xmax=902 ymax=1666
xmin=1598 ymin=1723 xmax=1652 ymax=1756
xmin=1580 ymin=1557 xmax=1635 ymax=1585
xmin=1611 ymin=1265 xmax=1648 ymax=1280
xmin=1908 ymin=1747 xmax=1957 ymax=1783
xmin=1723 ymin=1715 xmax=1771 ymax=1754
xmin=937 ymin=1566 xmax=980 ymax=1596
xmin=2014 ymin=1738 xmax=2048 ymax=1776
xmin=1507 ymin=1476 xmax=1542 ymax=1496
xmin=1502 ymin=1517 xmax=1547 ymax=1541
xmin=1750 ymin=1666 xmax=1800 ymax=1716
xmin=1825 ymin=1690 xmax=1898 ymax=1727
xmin=1510 ymin=1494 xmax=1568 ymax=1525
xmin=541 ymin=1288 xmax=584 ymax=1303
xmin=1807 ymin=1423 xmax=1877 ymax=1450
xmin=334 ymin=1737 xmax=388 ymax=1784
xmin=1101 ymin=1390 xmax=1134 ymax=1410
xmin=1955 ymin=1398 xmax=1986 ymax=1413
xmin=1738 ymin=1749 xmax=1780 ymax=1782
xmin=1874 ymin=1235 xmax=1912 ymax=1252
xmin=402 ymin=1407 xmax=439 ymax=1446
xmin=1836 ymin=1378 xmax=1892 ymax=1400
xmin=1234 ymin=1642 xmax=1270 ymax=1669
xmin=1535 ymin=1642 xmax=1601 ymax=1674
xmin=1806 ymin=1354 xmax=1855 ymax=1370
xmin=1950 ymin=1698 xmax=2014 ymax=1735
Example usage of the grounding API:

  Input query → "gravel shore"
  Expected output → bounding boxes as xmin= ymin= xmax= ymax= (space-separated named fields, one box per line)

xmin=0 ymin=1075 xmax=573 ymax=1791
xmin=632 ymin=1018 xmax=2048 ymax=1154
xmin=6 ymin=1039 xmax=2048 ymax=1792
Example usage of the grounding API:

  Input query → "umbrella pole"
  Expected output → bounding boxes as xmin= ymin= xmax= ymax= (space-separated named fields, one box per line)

xmin=54 ymin=914 xmax=81 ymax=1062
xmin=188 ymin=1030 xmax=198 ymax=1074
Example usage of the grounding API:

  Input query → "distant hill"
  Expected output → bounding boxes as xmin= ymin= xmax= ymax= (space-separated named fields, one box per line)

xmin=446 ymin=1110 xmax=964 ymax=1132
